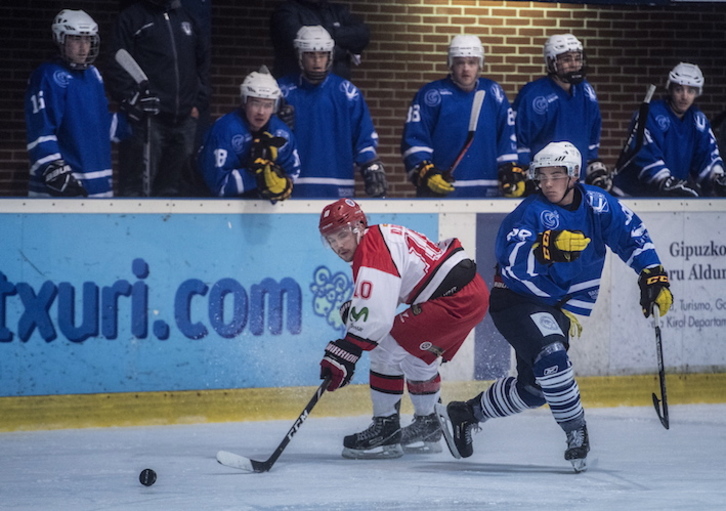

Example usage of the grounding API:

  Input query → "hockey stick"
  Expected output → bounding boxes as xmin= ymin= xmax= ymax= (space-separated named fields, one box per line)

xmin=612 ymin=84 xmax=656 ymax=176
xmin=114 ymin=48 xmax=152 ymax=197
xmin=651 ymin=304 xmax=669 ymax=430
xmin=444 ymin=89 xmax=486 ymax=180
xmin=216 ymin=377 xmax=330 ymax=473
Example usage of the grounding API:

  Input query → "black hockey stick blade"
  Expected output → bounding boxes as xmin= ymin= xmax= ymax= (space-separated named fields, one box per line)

xmin=216 ymin=377 xmax=330 ymax=473
xmin=651 ymin=304 xmax=670 ymax=430
xmin=613 ymin=84 xmax=656 ymax=175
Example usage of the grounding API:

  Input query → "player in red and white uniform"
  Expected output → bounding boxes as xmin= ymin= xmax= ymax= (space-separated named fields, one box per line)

xmin=318 ymin=198 xmax=489 ymax=459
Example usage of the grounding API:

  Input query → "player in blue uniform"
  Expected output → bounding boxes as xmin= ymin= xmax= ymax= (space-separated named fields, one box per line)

xmin=435 ymin=141 xmax=673 ymax=473
xmin=197 ymin=66 xmax=298 ymax=200
xmin=401 ymin=34 xmax=520 ymax=198
xmin=277 ymin=25 xmax=387 ymax=198
xmin=25 ymin=10 xmax=131 ymax=197
xmin=612 ymin=62 xmax=726 ymax=197
xmin=513 ymin=34 xmax=609 ymax=190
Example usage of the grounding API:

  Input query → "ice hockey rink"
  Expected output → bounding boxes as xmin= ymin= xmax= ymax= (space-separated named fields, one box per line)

xmin=1 ymin=403 xmax=724 ymax=510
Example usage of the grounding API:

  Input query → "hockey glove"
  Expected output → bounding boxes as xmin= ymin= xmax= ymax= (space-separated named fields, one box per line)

xmin=585 ymin=160 xmax=612 ymax=192
xmin=339 ymin=300 xmax=351 ymax=324
xmin=533 ymin=229 xmax=591 ymax=264
xmin=657 ymin=175 xmax=699 ymax=197
xmin=361 ymin=160 xmax=388 ymax=197
xmin=250 ymin=159 xmax=293 ymax=202
xmin=412 ymin=161 xmax=454 ymax=196
xmin=41 ymin=160 xmax=88 ymax=197
xmin=638 ymin=265 xmax=673 ymax=318
xmin=249 ymin=131 xmax=287 ymax=163
xmin=122 ymin=90 xmax=160 ymax=122
xmin=497 ymin=162 xmax=527 ymax=198
xmin=712 ymin=173 xmax=726 ymax=197
xmin=320 ymin=338 xmax=362 ymax=391
xmin=277 ymin=98 xmax=295 ymax=130
xmin=562 ymin=309 xmax=583 ymax=338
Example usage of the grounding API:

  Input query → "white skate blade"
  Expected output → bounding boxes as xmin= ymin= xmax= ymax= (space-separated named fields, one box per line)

xmin=434 ymin=403 xmax=462 ymax=459
xmin=570 ymin=457 xmax=588 ymax=473
xmin=342 ymin=443 xmax=404 ymax=460
xmin=402 ymin=440 xmax=443 ymax=454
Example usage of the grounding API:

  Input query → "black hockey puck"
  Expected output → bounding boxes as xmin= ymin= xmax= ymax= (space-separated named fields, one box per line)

xmin=139 ymin=468 xmax=157 ymax=486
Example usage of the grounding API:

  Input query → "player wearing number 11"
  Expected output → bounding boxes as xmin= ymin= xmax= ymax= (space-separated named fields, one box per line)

xmin=318 ymin=198 xmax=489 ymax=460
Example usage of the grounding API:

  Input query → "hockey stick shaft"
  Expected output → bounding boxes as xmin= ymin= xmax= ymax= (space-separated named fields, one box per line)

xmin=114 ymin=49 xmax=152 ymax=196
xmin=445 ymin=89 xmax=486 ymax=178
xmin=217 ymin=377 xmax=330 ymax=473
xmin=613 ymin=84 xmax=656 ymax=175
xmin=651 ymin=304 xmax=669 ymax=430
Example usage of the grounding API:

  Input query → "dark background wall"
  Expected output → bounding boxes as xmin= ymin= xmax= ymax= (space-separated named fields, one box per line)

xmin=2 ymin=0 xmax=725 ymax=197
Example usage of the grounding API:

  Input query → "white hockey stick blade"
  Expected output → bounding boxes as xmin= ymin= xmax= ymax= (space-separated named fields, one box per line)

xmin=216 ymin=450 xmax=255 ymax=472
xmin=468 ymin=90 xmax=486 ymax=132
xmin=114 ymin=48 xmax=149 ymax=86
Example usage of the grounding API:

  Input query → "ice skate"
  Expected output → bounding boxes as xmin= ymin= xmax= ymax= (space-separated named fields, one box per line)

xmin=342 ymin=414 xmax=403 ymax=459
xmin=435 ymin=400 xmax=480 ymax=459
xmin=400 ymin=413 xmax=443 ymax=454
xmin=564 ymin=423 xmax=590 ymax=473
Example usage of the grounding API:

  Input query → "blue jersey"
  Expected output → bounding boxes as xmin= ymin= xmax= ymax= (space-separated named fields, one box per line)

xmin=277 ymin=73 xmax=379 ymax=198
xmin=401 ymin=76 xmax=517 ymax=197
xmin=496 ymin=184 xmax=661 ymax=316
xmin=613 ymin=99 xmax=724 ymax=196
xmin=513 ymin=76 xmax=601 ymax=172
xmin=197 ymin=111 xmax=300 ymax=197
xmin=25 ymin=59 xmax=128 ymax=197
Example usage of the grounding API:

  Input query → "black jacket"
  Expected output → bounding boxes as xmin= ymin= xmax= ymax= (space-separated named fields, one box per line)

xmin=270 ymin=0 xmax=370 ymax=79
xmin=107 ymin=0 xmax=210 ymax=122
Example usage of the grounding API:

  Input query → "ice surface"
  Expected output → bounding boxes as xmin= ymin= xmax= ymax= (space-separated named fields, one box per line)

xmin=1 ymin=404 xmax=725 ymax=510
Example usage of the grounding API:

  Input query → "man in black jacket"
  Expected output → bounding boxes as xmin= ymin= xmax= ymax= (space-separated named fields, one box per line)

xmin=107 ymin=0 xmax=210 ymax=197
xmin=270 ymin=0 xmax=370 ymax=80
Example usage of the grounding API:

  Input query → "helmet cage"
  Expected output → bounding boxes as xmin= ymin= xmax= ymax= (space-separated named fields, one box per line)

xmin=52 ymin=9 xmax=99 ymax=70
xmin=528 ymin=141 xmax=582 ymax=181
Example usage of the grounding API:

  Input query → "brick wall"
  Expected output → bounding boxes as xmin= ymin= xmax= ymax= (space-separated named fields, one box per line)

xmin=2 ymin=1 xmax=726 ymax=197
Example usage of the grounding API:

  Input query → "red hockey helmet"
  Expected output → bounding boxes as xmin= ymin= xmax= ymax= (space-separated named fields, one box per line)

xmin=319 ymin=198 xmax=368 ymax=237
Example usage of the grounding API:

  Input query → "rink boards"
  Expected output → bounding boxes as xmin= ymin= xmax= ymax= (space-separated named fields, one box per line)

xmin=0 ymin=198 xmax=724 ymax=430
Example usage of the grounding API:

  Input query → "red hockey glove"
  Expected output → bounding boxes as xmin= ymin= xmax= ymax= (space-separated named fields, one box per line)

xmin=320 ymin=338 xmax=362 ymax=391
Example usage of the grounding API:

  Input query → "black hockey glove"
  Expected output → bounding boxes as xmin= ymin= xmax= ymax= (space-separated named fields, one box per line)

xmin=638 ymin=265 xmax=673 ymax=318
xmin=497 ymin=162 xmax=527 ymax=198
xmin=585 ymin=160 xmax=612 ymax=192
xmin=41 ymin=160 xmax=88 ymax=197
xmin=360 ymin=160 xmax=388 ymax=197
xmin=657 ymin=175 xmax=699 ymax=197
xmin=277 ymin=98 xmax=295 ymax=130
xmin=249 ymin=159 xmax=293 ymax=202
xmin=122 ymin=89 xmax=160 ymax=122
xmin=320 ymin=338 xmax=362 ymax=391
xmin=249 ymin=131 xmax=287 ymax=163
xmin=411 ymin=160 xmax=454 ymax=196
xmin=533 ymin=229 xmax=591 ymax=264
xmin=712 ymin=173 xmax=726 ymax=197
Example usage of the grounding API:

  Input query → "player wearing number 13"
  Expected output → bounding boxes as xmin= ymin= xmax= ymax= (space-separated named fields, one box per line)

xmin=318 ymin=198 xmax=489 ymax=459
xmin=436 ymin=141 xmax=673 ymax=473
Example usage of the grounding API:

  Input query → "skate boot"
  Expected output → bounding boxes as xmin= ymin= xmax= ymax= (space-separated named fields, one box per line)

xmin=435 ymin=398 xmax=480 ymax=459
xmin=564 ymin=423 xmax=590 ymax=473
xmin=342 ymin=414 xmax=403 ymax=459
xmin=400 ymin=413 xmax=443 ymax=454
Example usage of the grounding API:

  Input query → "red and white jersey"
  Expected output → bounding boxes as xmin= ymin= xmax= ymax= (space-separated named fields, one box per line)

xmin=344 ymin=224 xmax=471 ymax=350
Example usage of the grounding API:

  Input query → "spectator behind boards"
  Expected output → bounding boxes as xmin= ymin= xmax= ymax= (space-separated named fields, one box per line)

xmin=107 ymin=0 xmax=210 ymax=197
xmin=612 ymin=62 xmax=726 ymax=198
xmin=277 ymin=25 xmax=387 ymax=198
xmin=25 ymin=9 xmax=130 ymax=198
xmin=270 ymin=0 xmax=370 ymax=80
xmin=513 ymin=34 xmax=608 ymax=191
xmin=197 ymin=66 xmax=299 ymax=201
xmin=400 ymin=34 xmax=520 ymax=198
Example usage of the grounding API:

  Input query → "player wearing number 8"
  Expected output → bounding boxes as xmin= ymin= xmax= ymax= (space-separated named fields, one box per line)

xmin=318 ymin=198 xmax=489 ymax=459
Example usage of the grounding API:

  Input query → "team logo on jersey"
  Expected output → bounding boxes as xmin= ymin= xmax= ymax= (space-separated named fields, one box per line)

xmin=231 ymin=134 xmax=246 ymax=153
xmin=532 ymin=95 xmax=549 ymax=115
xmin=540 ymin=209 xmax=560 ymax=230
xmin=584 ymin=83 xmax=597 ymax=102
xmin=656 ymin=114 xmax=670 ymax=132
xmin=53 ymin=70 xmax=72 ymax=88
xmin=586 ymin=191 xmax=609 ymax=214
xmin=695 ymin=111 xmax=707 ymax=132
xmin=424 ymin=89 xmax=441 ymax=108
xmin=530 ymin=312 xmax=564 ymax=337
xmin=419 ymin=341 xmax=443 ymax=356
xmin=181 ymin=22 xmax=192 ymax=36
xmin=491 ymin=84 xmax=504 ymax=104
xmin=340 ymin=81 xmax=359 ymax=101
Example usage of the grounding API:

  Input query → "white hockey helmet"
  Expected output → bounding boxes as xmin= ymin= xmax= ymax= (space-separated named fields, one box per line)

xmin=666 ymin=62 xmax=704 ymax=96
xmin=447 ymin=34 xmax=485 ymax=68
xmin=294 ymin=25 xmax=334 ymax=80
xmin=52 ymin=9 xmax=100 ymax=70
xmin=528 ymin=141 xmax=582 ymax=180
xmin=240 ymin=65 xmax=281 ymax=110
xmin=544 ymin=33 xmax=586 ymax=83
